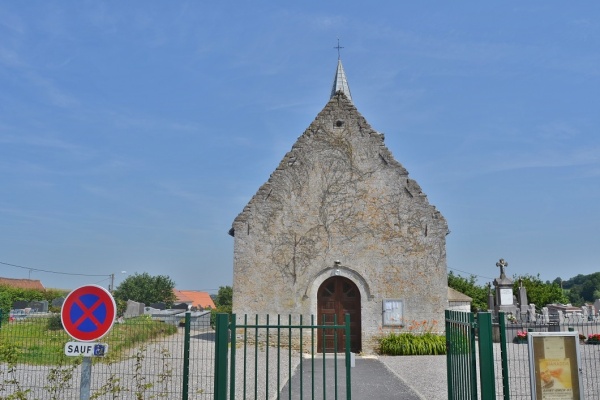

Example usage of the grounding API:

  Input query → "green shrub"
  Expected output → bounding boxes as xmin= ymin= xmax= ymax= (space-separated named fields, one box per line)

xmin=210 ymin=305 xmax=232 ymax=328
xmin=47 ymin=314 xmax=63 ymax=331
xmin=378 ymin=332 xmax=446 ymax=356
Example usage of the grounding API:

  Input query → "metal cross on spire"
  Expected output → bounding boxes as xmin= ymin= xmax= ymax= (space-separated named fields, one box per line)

xmin=334 ymin=38 xmax=344 ymax=60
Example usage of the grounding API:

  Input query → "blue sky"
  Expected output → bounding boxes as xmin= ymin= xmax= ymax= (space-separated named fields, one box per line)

xmin=1 ymin=2 xmax=599 ymax=292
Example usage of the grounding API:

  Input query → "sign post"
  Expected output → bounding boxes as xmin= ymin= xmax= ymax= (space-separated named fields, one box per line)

xmin=61 ymin=284 xmax=116 ymax=400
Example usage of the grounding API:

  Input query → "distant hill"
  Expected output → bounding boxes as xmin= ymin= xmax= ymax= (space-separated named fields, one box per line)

xmin=561 ymin=272 xmax=600 ymax=305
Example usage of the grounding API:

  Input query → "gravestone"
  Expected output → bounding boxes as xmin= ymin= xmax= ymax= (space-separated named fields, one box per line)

xmin=493 ymin=259 xmax=517 ymax=316
xmin=12 ymin=300 xmax=28 ymax=310
xmin=149 ymin=302 xmax=166 ymax=310
xmin=487 ymin=283 xmax=494 ymax=312
xmin=542 ymin=307 xmax=549 ymax=322
xmin=28 ymin=300 xmax=48 ymax=312
xmin=124 ymin=300 xmax=145 ymax=319
xmin=52 ymin=297 xmax=65 ymax=308
xmin=527 ymin=304 xmax=537 ymax=323
xmin=173 ymin=303 xmax=189 ymax=310
xmin=518 ymin=283 xmax=528 ymax=314
xmin=144 ymin=306 xmax=161 ymax=315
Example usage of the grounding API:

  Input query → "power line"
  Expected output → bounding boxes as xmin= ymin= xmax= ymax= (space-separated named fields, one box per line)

xmin=0 ymin=261 xmax=110 ymax=278
xmin=448 ymin=266 xmax=494 ymax=281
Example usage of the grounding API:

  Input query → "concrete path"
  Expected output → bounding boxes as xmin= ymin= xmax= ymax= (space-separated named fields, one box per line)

xmin=279 ymin=355 xmax=422 ymax=400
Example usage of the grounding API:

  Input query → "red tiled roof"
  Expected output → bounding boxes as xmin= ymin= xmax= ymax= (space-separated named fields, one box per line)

xmin=173 ymin=289 xmax=215 ymax=309
xmin=0 ymin=277 xmax=45 ymax=291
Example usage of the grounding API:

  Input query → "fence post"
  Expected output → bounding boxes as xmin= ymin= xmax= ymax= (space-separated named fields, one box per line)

xmin=498 ymin=311 xmax=510 ymax=400
xmin=182 ymin=311 xmax=191 ymax=400
xmin=477 ymin=312 xmax=496 ymax=400
xmin=214 ymin=313 xmax=229 ymax=400
xmin=468 ymin=312 xmax=478 ymax=399
xmin=229 ymin=314 xmax=237 ymax=400
xmin=345 ymin=313 xmax=352 ymax=400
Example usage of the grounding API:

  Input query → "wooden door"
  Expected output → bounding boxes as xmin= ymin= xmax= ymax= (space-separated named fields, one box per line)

xmin=317 ymin=276 xmax=361 ymax=353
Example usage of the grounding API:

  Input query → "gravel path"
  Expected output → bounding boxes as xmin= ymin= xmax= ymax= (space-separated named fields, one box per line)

xmin=378 ymin=355 xmax=447 ymax=400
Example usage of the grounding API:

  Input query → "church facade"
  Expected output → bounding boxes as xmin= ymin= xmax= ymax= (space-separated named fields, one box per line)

xmin=229 ymin=59 xmax=448 ymax=353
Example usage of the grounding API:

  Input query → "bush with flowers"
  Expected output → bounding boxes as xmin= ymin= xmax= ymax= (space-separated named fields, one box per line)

xmin=514 ymin=330 xmax=527 ymax=343
xmin=587 ymin=333 xmax=600 ymax=345
xmin=378 ymin=320 xmax=446 ymax=355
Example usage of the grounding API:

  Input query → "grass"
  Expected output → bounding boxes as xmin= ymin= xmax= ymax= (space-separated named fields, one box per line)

xmin=0 ymin=315 xmax=178 ymax=365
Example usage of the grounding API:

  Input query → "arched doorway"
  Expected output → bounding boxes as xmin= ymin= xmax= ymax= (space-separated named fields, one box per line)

xmin=317 ymin=276 xmax=361 ymax=353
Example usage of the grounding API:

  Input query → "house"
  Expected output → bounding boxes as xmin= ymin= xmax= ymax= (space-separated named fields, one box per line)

xmin=0 ymin=277 xmax=45 ymax=291
xmin=448 ymin=287 xmax=473 ymax=312
xmin=230 ymin=57 xmax=448 ymax=353
xmin=173 ymin=289 xmax=216 ymax=310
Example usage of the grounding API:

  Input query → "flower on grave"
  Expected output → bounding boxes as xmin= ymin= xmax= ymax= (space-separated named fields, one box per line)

xmin=506 ymin=314 xmax=517 ymax=323
xmin=516 ymin=330 xmax=527 ymax=339
xmin=587 ymin=333 xmax=600 ymax=344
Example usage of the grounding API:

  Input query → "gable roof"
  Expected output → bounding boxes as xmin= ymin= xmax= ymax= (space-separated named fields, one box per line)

xmin=448 ymin=287 xmax=472 ymax=302
xmin=0 ymin=277 xmax=45 ymax=291
xmin=229 ymin=59 xmax=446 ymax=237
xmin=173 ymin=289 xmax=215 ymax=309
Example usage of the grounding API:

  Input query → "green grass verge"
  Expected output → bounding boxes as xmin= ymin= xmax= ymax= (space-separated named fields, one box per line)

xmin=0 ymin=315 xmax=178 ymax=365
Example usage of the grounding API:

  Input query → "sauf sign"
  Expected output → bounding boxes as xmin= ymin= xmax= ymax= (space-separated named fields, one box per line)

xmin=65 ymin=342 xmax=108 ymax=357
xmin=61 ymin=284 xmax=116 ymax=358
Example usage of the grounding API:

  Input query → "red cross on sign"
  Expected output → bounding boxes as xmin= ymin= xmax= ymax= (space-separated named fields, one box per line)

xmin=61 ymin=285 xmax=116 ymax=342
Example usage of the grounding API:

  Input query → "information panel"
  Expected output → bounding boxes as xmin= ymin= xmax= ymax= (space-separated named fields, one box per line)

xmin=528 ymin=332 xmax=583 ymax=400
xmin=382 ymin=299 xmax=403 ymax=326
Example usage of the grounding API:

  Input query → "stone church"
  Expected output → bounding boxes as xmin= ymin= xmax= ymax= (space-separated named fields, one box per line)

xmin=229 ymin=58 xmax=448 ymax=353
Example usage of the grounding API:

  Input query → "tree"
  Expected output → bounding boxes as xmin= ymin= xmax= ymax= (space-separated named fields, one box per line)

xmin=447 ymin=272 xmax=488 ymax=312
xmin=214 ymin=286 xmax=232 ymax=308
xmin=562 ymin=272 xmax=600 ymax=305
xmin=512 ymin=274 xmax=567 ymax=307
xmin=113 ymin=273 xmax=176 ymax=311
xmin=210 ymin=285 xmax=233 ymax=327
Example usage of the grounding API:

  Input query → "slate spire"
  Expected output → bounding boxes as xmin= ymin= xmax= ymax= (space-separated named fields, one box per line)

xmin=330 ymin=59 xmax=352 ymax=102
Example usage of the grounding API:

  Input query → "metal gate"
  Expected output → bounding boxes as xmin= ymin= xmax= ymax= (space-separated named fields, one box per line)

xmin=214 ymin=313 xmax=352 ymax=400
xmin=446 ymin=310 xmax=497 ymax=400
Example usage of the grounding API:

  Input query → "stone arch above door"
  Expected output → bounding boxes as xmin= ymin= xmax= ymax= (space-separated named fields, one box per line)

xmin=303 ymin=266 xmax=373 ymax=301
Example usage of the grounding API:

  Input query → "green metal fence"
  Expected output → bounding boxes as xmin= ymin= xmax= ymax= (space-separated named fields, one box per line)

xmin=0 ymin=312 xmax=215 ymax=399
xmin=445 ymin=310 xmax=497 ymax=400
xmin=214 ymin=313 xmax=352 ymax=400
xmin=494 ymin=311 xmax=600 ymax=399
xmin=446 ymin=310 xmax=478 ymax=400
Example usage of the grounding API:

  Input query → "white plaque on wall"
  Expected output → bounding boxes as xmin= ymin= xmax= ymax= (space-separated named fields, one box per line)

xmin=500 ymin=288 xmax=513 ymax=305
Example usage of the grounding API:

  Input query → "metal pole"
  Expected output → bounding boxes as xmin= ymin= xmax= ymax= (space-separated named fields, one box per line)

xmin=182 ymin=312 xmax=191 ymax=400
xmin=214 ymin=313 xmax=229 ymax=400
xmin=477 ymin=312 xmax=496 ymax=400
xmin=345 ymin=313 xmax=352 ymax=400
xmin=80 ymin=356 xmax=92 ymax=400
xmin=498 ymin=312 xmax=510 ymax=400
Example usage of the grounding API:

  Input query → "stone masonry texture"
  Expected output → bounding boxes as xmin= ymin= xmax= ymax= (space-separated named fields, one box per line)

xmin=230 ymin=92 xmax=448 ymax=353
